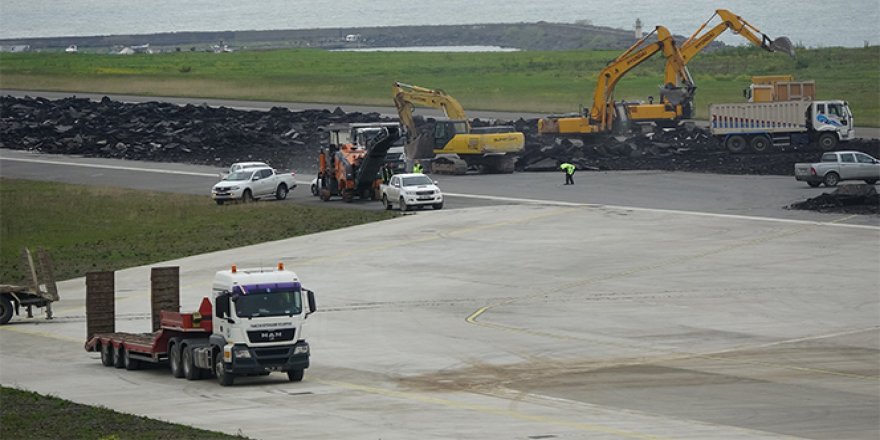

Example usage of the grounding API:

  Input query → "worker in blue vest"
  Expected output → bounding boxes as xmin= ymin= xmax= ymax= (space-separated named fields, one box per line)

xmin=560 ymin=161 xmax=576 ymax=185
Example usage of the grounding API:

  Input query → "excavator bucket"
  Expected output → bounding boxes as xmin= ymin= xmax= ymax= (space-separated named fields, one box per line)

xmin=769 ymin=36 xmax=796 ymax=58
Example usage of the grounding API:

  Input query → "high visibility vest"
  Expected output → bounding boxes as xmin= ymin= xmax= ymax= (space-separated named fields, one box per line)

xmin=413 ymin=163 xmax=424 ymax=174
xmin=560 ymin=163 xmax=575 ymax=174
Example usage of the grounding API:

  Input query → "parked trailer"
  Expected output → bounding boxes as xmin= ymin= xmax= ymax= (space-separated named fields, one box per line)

xmin=709 ymin=100 xmax=855 ymax=153
xmin=84 ymin=264 xmax=317 ymax=386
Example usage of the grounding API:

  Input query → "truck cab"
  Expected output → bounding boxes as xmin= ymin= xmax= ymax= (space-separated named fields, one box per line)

xmin=197 ymin=264 xmax=316 ymax=385
xmin=810 ymin=100 xmax=856 ymax=147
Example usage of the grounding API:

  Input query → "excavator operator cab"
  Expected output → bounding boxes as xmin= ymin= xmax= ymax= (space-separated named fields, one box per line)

xmin=433 ymin=120 xmax=467 ymax=150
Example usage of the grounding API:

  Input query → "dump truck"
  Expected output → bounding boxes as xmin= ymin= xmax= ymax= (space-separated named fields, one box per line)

xmin=709 ymin=100 xmax=855 ymax=153
xmin=84 ymin=264 xmax=317 ymax=386
xmin=1 ymin=248 xmax=59 ymax=325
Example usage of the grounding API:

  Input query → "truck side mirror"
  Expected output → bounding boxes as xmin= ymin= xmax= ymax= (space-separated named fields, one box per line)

xmin=216 ymin=293 xmax=230 ymax=319
xmin=306 ymin=289 xmax=317 ymax=318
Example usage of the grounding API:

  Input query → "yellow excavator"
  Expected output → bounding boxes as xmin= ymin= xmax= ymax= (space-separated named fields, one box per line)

xmin=392 ymin=82 xmax=525 ymax=174
xmin=538 ymin=26 xmax=686 ymax=136
xmin=629 ymin=9 xmax=795 ymax=125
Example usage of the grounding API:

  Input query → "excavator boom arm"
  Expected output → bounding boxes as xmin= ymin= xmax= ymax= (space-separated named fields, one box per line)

xmin=392 ymin=82 xmax=469 ymax=131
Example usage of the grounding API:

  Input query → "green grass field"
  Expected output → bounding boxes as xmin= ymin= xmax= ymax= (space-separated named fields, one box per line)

xmin=0 ymin=178 xmax=395 ymax=284
xmin=1 ymin=46 xmax=877 ymax=125
xmin=0 ymin=386 xmax=250 ymax=439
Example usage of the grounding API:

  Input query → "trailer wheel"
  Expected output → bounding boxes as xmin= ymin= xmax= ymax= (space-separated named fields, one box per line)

xmin=287 ymin=368 xmax=304 ymax=382
xmin=182 ymin=346 xmax=202 ymax=380
xmin=0 ymin=295 xmax=13 ymax=325
xmin=168 ymin=339 xmax=184 ymax=378
xmin=100 ymin=343 xmax=114 ymax=367
xmin=725 ymin=135 xmax=747 ymax=153
xmin=215 ymin=352 xmax=234 ymax=386
xmin=114 ymin=346 xmax=126 ymax=369
xmin=123 ymin=348 xmax=140 ymax=370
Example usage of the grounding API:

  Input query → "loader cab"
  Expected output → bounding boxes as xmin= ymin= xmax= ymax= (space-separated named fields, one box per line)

xmin=433 ymin=120 xmax=468 ymax=149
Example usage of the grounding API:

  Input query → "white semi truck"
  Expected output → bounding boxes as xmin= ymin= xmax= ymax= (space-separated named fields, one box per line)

xmin=85 ymin=264 xmax=317 ymax=386
xmin=709 ymin=100 xmax=855 ymax=153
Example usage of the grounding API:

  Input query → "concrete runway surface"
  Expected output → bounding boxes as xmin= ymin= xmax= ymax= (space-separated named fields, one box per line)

xmin=1 ymin=198 xmax=878 ymax=439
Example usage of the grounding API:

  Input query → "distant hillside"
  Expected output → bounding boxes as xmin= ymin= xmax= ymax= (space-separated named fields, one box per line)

xmin=0 ymin=22 xmax=723 ymax=52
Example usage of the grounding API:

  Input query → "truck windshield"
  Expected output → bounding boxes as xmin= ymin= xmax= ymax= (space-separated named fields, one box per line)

xmin=233 ymin=286 xmax=302 ymax=318
xmin=402 ymin=175 xmax=433 ymax=186
xmin=225 ymin=171 xmax=254 ymax=181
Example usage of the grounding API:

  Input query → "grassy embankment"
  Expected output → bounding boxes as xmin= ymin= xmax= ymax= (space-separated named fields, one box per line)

xmin=1 ymin=386 xmax=249 ymax=440
xmin=1 ymin=46 xmax=878 ymax=125
xmin=0 ymin=178 xmax=395 ymax=284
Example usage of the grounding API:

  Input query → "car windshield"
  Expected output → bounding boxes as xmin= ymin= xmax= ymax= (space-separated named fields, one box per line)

xmin=402 ymin=176 xmax=433 ymax=186
xmin=225 ymin=171 xmax=254 ymax=181
xmin=234 ymin=287 xmax=302 ymax=318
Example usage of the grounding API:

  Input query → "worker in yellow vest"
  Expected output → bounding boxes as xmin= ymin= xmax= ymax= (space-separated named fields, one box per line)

xmin=413 ymin=160 xmax=424 ymax=174
xmin=560 ymin=161 xmax=576 ymax=185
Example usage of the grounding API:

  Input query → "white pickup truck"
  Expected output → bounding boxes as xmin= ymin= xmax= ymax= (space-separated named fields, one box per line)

xmin=794 ymin=151 xmax=880 ymax=187
xmin=212 ymin=166 xmax=297 ymax=204
xmin=380 ymin=173 xmax=443 ymax=211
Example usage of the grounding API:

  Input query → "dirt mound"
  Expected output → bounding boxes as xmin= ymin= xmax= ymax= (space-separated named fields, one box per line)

xmin=786 ymin=184 xmax=879 ymax=215
xmin=2 ymin=95 xmax=879 ymax=180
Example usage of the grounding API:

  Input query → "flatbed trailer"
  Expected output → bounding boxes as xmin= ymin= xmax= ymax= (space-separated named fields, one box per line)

xmin=84 ymin=297 xmax=213 ymax=371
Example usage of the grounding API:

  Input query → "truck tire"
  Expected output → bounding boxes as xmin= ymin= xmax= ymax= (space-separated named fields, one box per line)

xmin=241 ymin=189 xmax=254 ymax=203
xmin=182 ymin=346 xmax=202 ymax=380
xmin=287 ymin=368 xmax=304 ymax=382
xmin=399 ymin=197 xmax=409 ymax=212
xmin=433 ymin=202 xmax=443 ymax=210
xmin=123 ymin=348 xmax=140 ymax=370
xmin=818 ymin=133 xmax=838 ymax=151
xmin=215 ymin=352 xmax=234 ymax=386
xmin=168 ymin=339 xmax=184 ymax=378
xmin=725 ymin=135 xmax=747 ymax=153
xmin=114 ymin=346 xmax=126 ymax=369
xmin=383 ymin=195 xmax=392 ymax=210
xmin=275 ymin=184 xmax=288 ymax=200
xmin=215 ymin=200 xmax=225 ymax=206
xmin=100 ymin=343 xmax=115 ymax=367
xmin=866 ymin=179 xmax=878 ymax=185
xmin=0 ymin=295 xmax=13 ymax=325
xmin=807 ymin=181 xmax=821 ymax=188
xmin=823 ymin=172 xmax=840 ymax=187
xmin=749 ymin=135 xmax=772 ymax=153
xmin=319 ymin=188 xmax=331 ymax=201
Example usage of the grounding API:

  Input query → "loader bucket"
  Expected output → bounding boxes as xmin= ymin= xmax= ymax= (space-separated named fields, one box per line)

xmin=769 ymin=36 xmax=795 ymax=58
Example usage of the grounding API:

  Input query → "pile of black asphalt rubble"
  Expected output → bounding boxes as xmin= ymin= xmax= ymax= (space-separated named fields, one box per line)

xmin=2 ymin=95 xmax=878 ymax=214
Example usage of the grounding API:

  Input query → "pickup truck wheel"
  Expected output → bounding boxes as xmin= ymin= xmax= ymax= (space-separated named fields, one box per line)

xmin=123 ymin=348 xmax=140 ymax=370
xmin=823 ymin=172 xmax=840 ymax=187
xmin=114 ymin=346 xmax=126 ymax=369
xmin=311 ymin=183 xmax=318 ymax=196
xmin=287 ymin=368 xmax=304 ymax=382
xmin=215 ymin=200 xmax=225 ymax=206
xmin=275 ymin=184 xmax=288 ymax=200
xmin=169 ymin=339 xmax=184 ymax=378
xmin=807 ymin=181 xmax=821 ymax=188
xmin=383 ymin=194 xmax=392 ymax=210
xmin=433 ymin=202 xmax=444 ymax=210
xmin=865 ymin=179 xmax=878 ymax=185
xmin=818 ymin=133 xmax=838 ymax=150
xmin=725 ymin=135 xmax=747 ymax=153
xmin=100 ymin=343 xmax=114 ymax=367
xmin=182 ymin=346 xmax=201 ymax=380
xmin=215 ymin=352 xmax=234 ymax=386
xmin=750 ymin=135 xmax=771 ymax=153
xmin=0 ymin=295 xmax=13 ymax=325
xmin=241 ymin=189 xmax=254 ymax=203
xmin=399 ymin=197 xmax=409 ymax=212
